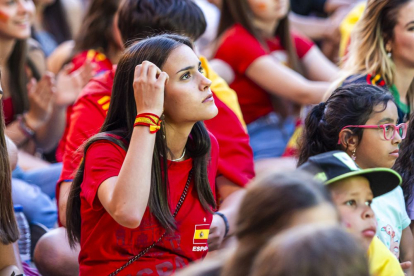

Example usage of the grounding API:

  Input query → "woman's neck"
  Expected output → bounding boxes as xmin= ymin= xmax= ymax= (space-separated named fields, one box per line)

xmin=107 ymin=44 xmax=123 ymax=65
xmin=0 ymin=38 xmax=16 ymax=68
xmin=164 ymin=122 xmax=194 ymax=160
xmin=393 ymin=60 xmax=414 ymax=103
xmin=252 ymin=18 xmax=279 ymax=38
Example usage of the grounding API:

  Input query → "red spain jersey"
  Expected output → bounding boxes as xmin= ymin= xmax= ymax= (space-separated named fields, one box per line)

xmin=55 ymin=50 xmax=113 ymax=162
xmin=79 ymin=136 xmax=218 ymax=275
xmin=214 ymin=24 xmax=314 ymax=124
xmin=57 ymin=61 xmax=255 ymax=223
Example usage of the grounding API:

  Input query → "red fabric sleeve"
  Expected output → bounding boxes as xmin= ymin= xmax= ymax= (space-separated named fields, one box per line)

xmin=59 ymin=94 xmax=107 ymax=183
xmin=56 ymin=94 xmax=108 ymax=216
xmin=82 ymin=140 xmax=125 ymax=209
xmin=292 ymin=33 xmax=315 ymax=59
xmin=215 ymin=25 xmax=267 ymax=74
xmin=204 ymin=95 xmax=255 ymax=187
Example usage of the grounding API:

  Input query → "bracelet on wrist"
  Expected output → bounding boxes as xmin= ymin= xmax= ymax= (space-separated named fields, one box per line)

xmin=134 ymin=113 xmax=162 ymax=134
xmin=17 ymin=114 xmax=35 ymax=139
xmin=215 ymin=211 xmax=229 ymax=238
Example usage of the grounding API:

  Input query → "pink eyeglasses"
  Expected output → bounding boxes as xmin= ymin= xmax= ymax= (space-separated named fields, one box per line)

xmin=337 ymin=123 xmax=408 ymax=144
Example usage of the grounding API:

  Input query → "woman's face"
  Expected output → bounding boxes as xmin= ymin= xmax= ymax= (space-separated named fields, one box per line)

xmin=247 ymin=0 xmax=289 ymax=23
xmin=0 ymin=0 xmax=34 ymax=40
xmin=330 ymin=176 xmax=376 ymax=251
xmin=354 ymin=101 xmax=401 ymax=169
xmin=162 ymin=45 xmax=218 ymax=124
xmin=390 ymin=0 xmax=414 ymax=69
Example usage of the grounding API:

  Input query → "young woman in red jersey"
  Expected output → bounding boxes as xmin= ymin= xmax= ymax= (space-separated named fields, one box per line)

xmin=66 ymin=34 xmax=219 ymax=275
xmin=213 ymin=0 xmax=338 ymax=162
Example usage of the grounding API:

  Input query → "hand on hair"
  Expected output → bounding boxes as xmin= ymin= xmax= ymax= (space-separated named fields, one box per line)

xmin=133 ymin=61 xmax=168 ymax=116
xmin=25 ymin=72 xmax=56 ymax=130
xmin=207 ymin=214 xmax=226 ymax=251
xmin=55 ymin=60 xmax=95 ymax=107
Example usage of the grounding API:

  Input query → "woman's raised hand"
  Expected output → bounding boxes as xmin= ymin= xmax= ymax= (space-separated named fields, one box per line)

xmin=25 ymin=72 xmax=56 ymax=130
xmin=133 ymin=61 xmax=168 ymax=116
xmin=55 ymin=60 xmax=95 ymax=107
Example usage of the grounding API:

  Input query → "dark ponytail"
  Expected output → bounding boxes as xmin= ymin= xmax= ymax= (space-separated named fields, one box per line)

xmin=297 ymin=84 xmax=395 ymax=166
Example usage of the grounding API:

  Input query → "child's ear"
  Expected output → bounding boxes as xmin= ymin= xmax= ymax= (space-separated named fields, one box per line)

xmin=338 ymin=129 xmax=359 ymax=152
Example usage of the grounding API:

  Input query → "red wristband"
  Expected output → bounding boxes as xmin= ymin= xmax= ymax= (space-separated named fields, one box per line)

xmin=134 ymin=113 xmax=161 ymax=133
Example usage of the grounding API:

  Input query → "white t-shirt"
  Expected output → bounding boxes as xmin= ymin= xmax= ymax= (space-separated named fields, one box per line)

xmin=372 ymin=186 xmax=411 ymax=259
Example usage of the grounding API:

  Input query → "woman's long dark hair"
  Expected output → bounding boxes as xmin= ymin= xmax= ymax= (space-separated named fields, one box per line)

xmin=297 ymin=84 xmax=394 ymax=166
xmin=394 ymin=112 xmax=414 ymax=206
xmin=216 ymin=0 xmax=302 ymax=117
xmin=221 ymin=171 xmax=336 ymax=276
xmin=42 ymin=0 xmax=72 ymax=44
xmin=9 ymin=40 xmax=29 ymax=117
xmin=66 ymin=34 xmax=216 ymax=248
xmin=73 ymin=0 xmax=120 ymax=54
xmin=7 ymin=39 xmax=42 ymax=119
xmin=0 ymin=96 xmax=19 ymax=244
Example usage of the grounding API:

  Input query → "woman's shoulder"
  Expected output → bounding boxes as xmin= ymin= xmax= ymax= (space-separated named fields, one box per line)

xmin=26 ymin=38 xmax=47 ymax=76
xmin=342 ymin=73 xmax=387 ymax=88
xmin=86 ymin=135 xmax=128 ymax=157
xmin=218 ymin=24 xmax=260 ymax=48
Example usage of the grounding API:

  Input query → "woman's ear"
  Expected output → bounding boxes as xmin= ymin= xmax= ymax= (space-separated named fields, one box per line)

xmin=338 ymin=129 xmax=359 ymax=153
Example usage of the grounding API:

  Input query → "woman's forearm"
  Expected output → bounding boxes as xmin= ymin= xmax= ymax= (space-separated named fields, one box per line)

xmin=98 ymin=126 xmax=156 ymax=228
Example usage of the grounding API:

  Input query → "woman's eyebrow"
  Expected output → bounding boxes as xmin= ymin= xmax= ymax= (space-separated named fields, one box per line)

xmin=176 ymin=62 xmax=202 ymax=74
xmin=405 ymin=20 xmax=414 ymax=27
xmin=176 ymin=65 xmax=194 ymax=74
xmin=376 ymin=117 xmax=394 ymax=124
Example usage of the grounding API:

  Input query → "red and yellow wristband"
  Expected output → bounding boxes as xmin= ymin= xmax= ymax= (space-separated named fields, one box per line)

xmin=134 ymin=113 xmax=162 ymax=134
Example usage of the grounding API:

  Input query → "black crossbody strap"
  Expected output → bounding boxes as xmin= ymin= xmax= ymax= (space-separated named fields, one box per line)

xmin=109 ymin=169 xmax=193 ymax=276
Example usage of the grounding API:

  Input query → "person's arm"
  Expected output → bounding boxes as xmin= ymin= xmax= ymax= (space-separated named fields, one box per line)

xmin=5 ymin=136 xmax=18 ymax=171
xmin=301 ymin=46 xmax=339 ymax=81
xmin=289 ymin=13 xmax=333 ymax=41
xmin=5 ymin=74 xmax=55 ymax=148
xmin=35 ymin=62 xmax=94 ymax=151
xmin=208 ymin=176 xmax=246 ymax=251
xmin=97 ymin=62 xmax=167 ymax=228
xmin=400 ymin=226 xmax=414 ymax=275
xmin=246 ymin=56 xmax=330 ymax=105
xmin=46 ymin=41 xmax=75 ymax=75
xmin=59 ymin=181 xmax=71 ymax=226
xmin=0 ymin=243 xmax=23 ymax=276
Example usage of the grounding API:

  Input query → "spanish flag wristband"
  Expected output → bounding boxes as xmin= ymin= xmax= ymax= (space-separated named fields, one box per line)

xmin=134 ymin=113 xmax=161 ymax=134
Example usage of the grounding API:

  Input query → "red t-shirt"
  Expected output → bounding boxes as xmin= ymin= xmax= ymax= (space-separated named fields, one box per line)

xmin=79 ymin=136 xmax=218 ymax=275
xmin=55 ymin=50 xmax=113 ymax=162
xmin=214 ymin=24 xmax=314 ymax=124
xmin=3 ymin=98 xmax=14 ymax=125
xmin=56 ymin=67 xmax=254 ymax=216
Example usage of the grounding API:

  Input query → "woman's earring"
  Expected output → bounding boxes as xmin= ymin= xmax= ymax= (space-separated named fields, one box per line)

xmin=351 ymin=149 xmax=356 ymax=161
xmin=387 ymin=51 xmax=392 ymax=58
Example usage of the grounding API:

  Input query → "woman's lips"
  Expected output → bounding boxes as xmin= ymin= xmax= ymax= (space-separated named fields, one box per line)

xmin=390 ymin=149 xmax=399 ymax=158
xmin=202 ymin=94 xmax=213 ymax=103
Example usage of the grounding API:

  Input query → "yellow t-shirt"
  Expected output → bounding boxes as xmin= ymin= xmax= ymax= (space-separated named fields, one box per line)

xmin=339 ymin=2 xmax=366 ymax=58
xmin=368 ymin=236 xmax=404 ymax=276
xmin=199 ymin=56 xmax=246 ymax=129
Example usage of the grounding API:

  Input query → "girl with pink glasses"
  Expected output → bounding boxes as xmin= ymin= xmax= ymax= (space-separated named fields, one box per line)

xmin=298 ymin=84 xmax=413 ymax=273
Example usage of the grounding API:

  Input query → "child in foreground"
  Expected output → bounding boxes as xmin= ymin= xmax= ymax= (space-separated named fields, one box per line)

xmin=299 ymin=150 xmax=405 ymax=276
